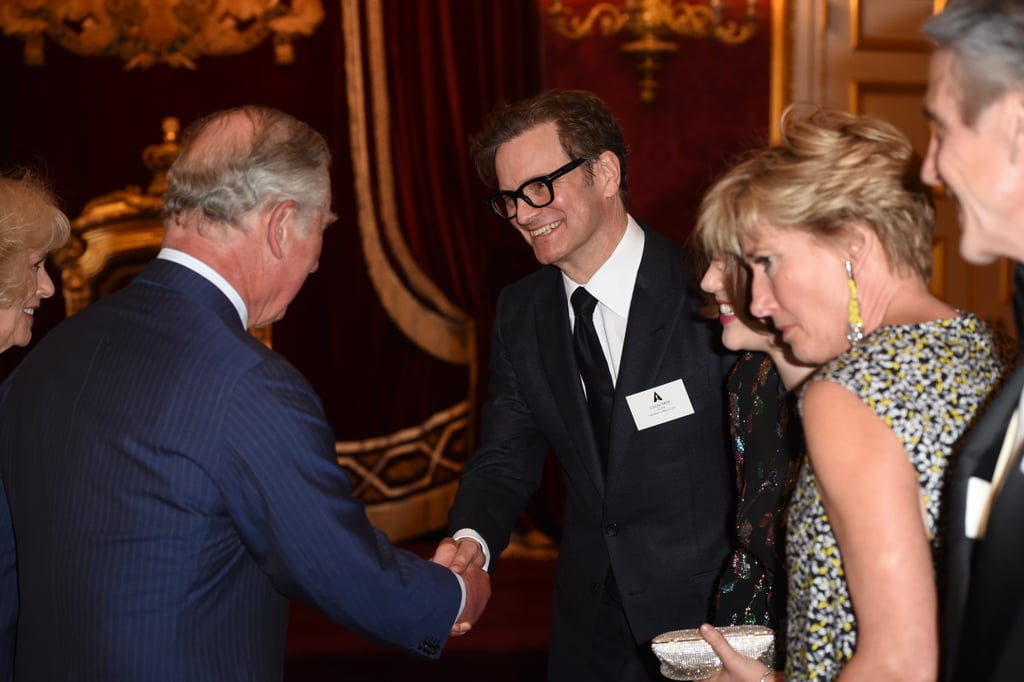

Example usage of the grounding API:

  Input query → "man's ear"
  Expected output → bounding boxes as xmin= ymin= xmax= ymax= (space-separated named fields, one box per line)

xmin=595 ymin=150 xmax=622 ymax=199
xmin=266 ymin=200 xmax=296 ymax=260
xmin=1007 ymin=92 xmax=1024 ymax=165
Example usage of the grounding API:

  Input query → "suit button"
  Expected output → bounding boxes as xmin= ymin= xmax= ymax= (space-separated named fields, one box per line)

xmin=605 ymin=523 xmax=619 ymax=536
xmin=417 ymin=637 xmax=440 ymax=655
xmin=591 ymin=583 xmax=601 ymax=595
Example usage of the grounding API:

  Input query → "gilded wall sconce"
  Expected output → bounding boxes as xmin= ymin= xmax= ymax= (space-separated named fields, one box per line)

xmin=547 ymin=0 xmax=760 ymax=102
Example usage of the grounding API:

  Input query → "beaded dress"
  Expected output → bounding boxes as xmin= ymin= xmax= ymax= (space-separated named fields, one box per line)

xmin=785 ymin=315 xmax=1011 ymax=680
xmin=715 ymin=352 xmax=803 ymax=657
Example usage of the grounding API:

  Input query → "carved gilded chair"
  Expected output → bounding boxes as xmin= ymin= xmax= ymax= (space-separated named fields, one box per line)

xmin=53 ymin=117 xmax=272 ymax=347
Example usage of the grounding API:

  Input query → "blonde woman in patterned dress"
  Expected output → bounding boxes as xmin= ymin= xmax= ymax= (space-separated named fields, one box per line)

xmin=695 ymin=107 xmax=1013 ymax=682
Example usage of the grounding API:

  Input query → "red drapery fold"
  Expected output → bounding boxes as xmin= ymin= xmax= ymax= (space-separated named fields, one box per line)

xmin=381 ymin=0 xmax=541 ymax=336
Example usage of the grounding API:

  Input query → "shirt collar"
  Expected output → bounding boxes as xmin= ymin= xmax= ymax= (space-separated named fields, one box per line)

xmin=562 ymin=215 xmax=644 ymax=319
xmin=157 ymin=248 xmax=249 ymax=328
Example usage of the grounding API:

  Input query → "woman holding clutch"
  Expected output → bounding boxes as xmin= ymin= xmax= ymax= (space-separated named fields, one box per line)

xmin=696 ymin=107 xmax=1012 ymax=681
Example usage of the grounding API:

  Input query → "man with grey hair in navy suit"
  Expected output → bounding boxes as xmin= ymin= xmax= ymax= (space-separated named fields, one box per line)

xmin=0 ymin=105 xmax=489 ymax=680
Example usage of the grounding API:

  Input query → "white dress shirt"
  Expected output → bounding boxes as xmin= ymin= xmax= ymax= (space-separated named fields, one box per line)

xmin=157 ymin=248 xmax=249 ymax=329
xmin=563 ymin=215 xmax=645 ymax=386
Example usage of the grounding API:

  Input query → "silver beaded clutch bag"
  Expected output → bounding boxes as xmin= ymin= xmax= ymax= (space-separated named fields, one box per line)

xmin=650 ymin=625 xmax=775 ymax=680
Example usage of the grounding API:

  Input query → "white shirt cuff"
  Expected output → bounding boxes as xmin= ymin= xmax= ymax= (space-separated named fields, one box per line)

xmin=451 ymin=528 xmax=491 ymax=571
xmin=453 ymin=572 xmax=467 ymax=627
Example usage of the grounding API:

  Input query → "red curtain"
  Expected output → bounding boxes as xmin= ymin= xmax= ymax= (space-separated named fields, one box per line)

xmin=269 ymin=0 xmax=543 ymax=442
xmin=380 ymin=0 xmax=542 ymax=350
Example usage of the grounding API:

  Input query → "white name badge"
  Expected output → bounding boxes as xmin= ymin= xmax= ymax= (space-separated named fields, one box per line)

xmin=626 ymin=379 xmax=694 ymax=431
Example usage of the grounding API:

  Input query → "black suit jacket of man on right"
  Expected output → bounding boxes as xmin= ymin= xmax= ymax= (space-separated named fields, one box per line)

xmin=941 ymin=362 xmax=1024 ymax=682
xmin=448 ymin=226 xmax=733 ymax=679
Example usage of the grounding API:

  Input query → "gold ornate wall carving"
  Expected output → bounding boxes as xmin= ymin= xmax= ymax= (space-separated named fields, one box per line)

xmin=0 ymin=0 xmax=324 ymax=69
xmin=544 ymin=0 xmax=761 ymax=103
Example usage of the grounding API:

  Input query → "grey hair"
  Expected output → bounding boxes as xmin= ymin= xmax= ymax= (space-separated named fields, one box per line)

xmin=922 ymin=0 xmax=1024 ymax=125
xmin=163 ymin=105 xmax=331 ymax=234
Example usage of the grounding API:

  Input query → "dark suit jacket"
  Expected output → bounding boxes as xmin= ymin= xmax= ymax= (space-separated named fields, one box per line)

xmin=0 ymin=259 xmax=460 ymax=681
xmin=942 ymin=364 xmax=1024 ymax=682
xmin=448 ymin=228 xmax=732 ymax=679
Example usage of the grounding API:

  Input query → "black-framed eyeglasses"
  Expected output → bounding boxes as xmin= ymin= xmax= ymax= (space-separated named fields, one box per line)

xmin=486 ymin=158 xmax=588 ymax=220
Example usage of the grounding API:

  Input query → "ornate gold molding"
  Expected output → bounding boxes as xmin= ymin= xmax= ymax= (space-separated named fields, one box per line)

xmin=546 ymin=0 xmax=760 ymax=102
xmin=339 ymin=0 xmax=477 ymax=541
xmin=0 ymin=0 xmax=324 ymax=69
xmin=54 ymin=118 xmax=179 ymax=315
xmin=850 ymin=0 xmax=944 ymax=52
xmin=769 ymin=0 xmax=791 ymax=144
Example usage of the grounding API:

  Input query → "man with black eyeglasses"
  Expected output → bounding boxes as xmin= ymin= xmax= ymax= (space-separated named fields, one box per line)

xmin=433 ymin=89 xmax=733 ymax=681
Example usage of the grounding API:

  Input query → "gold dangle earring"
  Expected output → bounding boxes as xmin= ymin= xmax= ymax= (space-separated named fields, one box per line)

xmin=845 ymin=259 xmax=864 ymax=347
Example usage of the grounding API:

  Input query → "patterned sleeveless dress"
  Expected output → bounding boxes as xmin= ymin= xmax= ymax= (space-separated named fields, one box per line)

xmin=785 ymin=314 xmax=1012 ymax=680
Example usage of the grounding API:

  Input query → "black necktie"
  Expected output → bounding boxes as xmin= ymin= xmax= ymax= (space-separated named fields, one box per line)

xmin=571 ymin=287 xmax=614 ymax=467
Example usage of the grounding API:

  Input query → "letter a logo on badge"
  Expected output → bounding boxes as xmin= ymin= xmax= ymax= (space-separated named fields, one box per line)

xmin=627 ymin=379 xmax=693 ymax=430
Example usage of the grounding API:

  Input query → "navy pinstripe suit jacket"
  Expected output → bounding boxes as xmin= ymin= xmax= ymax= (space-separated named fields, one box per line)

xmin=0 ymin=259 xmax=459 ymax=681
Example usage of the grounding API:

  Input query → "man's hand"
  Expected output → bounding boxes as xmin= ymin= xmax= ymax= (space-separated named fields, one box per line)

xmin=433 ymin=537 xmax=491 ymax=636
xmin=432 ymin=536 xmax=485 ymax=574
xmin=449 ymin=562 xmax=490 ymax=636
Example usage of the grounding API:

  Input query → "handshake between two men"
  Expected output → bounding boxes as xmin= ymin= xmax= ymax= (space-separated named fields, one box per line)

xmin=433 ymin=536 xmax=490 ymax=637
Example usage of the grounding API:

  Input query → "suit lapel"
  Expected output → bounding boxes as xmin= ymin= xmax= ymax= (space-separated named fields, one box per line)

xmin=535 ymin=229 xmax=690 ymax=493
xmin=535 ymin=270 xmax=606 ymax=496
xmin=944 ymin=366 xmax=1024 ymax=678
xmin=605 ymin=232 xmax=684 ymax=484
xmin=961 ymin=453 xmax=1024 ymax=681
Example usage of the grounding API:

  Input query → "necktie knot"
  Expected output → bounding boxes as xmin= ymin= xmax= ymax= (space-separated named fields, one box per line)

xmin=571 ymin=286 xmax=599 ymax=318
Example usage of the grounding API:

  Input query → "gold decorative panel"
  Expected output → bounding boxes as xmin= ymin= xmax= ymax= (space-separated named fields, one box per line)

xmin=0 ymin=0 xmax=325 ymax=69
xmin=850 ymin=81 xmax=929 ymax=152
xmin=851 ymin=0 xmax=945 ymax=52
xmin=336 ymin=403 xmax=471 ymax=542
xmin=544 ymin=0 xmax=761 ymax=103
xmin=768 ymin=0 xmax=792 ymax=142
